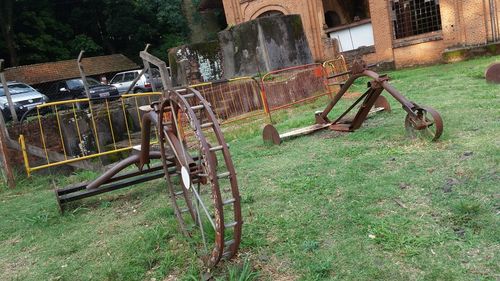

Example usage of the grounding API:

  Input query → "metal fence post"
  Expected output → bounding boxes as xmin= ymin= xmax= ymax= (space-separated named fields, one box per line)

xmin=257 ymin=77 xmax=272 ymax=123
xmin=0 ymin=121 xmax=15 ymax=188
xmin=77 ymin=51 xmax=91 ymax=99
xmin=0 ymin=60 xmax=15 ymax=187
xmin=0 ymin=59 xmax=18 ymax=122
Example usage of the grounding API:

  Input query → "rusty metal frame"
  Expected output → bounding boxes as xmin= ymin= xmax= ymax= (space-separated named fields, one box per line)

xmin=263 ymin=59 xmax=443 ymax=144
xmin=55 ymin=49 xmax=242 ymax=268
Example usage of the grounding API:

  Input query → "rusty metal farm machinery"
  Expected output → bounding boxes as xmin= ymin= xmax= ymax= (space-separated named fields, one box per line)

xmin=263 ymin=60 xmax=444 ymax=144
xmin=54 ymin=51 xmax=242 ymax=267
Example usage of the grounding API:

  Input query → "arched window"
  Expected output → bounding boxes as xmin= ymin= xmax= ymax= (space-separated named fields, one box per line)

xmin=257 ymin=10 xmax=284 ymax=18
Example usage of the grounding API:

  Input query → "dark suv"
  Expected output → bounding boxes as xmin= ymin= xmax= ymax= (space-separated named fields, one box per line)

xmin=47 ymin=78 xmax=120 ymax=102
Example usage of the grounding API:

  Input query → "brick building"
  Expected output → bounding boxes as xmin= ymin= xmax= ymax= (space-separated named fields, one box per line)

xmin=219 ymin=0 xmax=500 ymax=67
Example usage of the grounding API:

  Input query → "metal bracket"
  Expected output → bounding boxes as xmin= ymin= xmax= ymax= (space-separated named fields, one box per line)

xmin=77 ymin=51 xmax=91 ymax=99
xmin=139 ymin=50 xmax=173 ymax=90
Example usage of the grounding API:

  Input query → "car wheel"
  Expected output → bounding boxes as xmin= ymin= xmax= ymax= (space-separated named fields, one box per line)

xmin=134 ymin=88 xmax=144 ymax=93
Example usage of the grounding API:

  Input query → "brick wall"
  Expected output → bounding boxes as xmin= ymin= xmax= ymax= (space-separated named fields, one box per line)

xmin=459 ymin=0 xmax=488 ymax=45
xmin=222 ymin=0 xmax=499 ymax=68
xmin=354 ymin=0 xmax=499 ymax=66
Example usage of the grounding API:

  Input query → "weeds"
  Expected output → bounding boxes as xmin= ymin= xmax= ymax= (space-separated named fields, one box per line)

xmin=223 ymin=259 xmax=259 ymax=281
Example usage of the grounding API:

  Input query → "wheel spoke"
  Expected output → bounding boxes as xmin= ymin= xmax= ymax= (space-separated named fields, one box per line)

xmin=158 ymin=88 xmax=241 ymax=267
xmin=193 ymin=185 xmax=208 ymax=252
xmin=190 ymin=183 xmax=216 ymax=230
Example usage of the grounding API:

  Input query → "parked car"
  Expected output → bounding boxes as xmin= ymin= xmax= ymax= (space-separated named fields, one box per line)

xmin=0 ymin=81 xmax=49 ymax=121
xmin=47 ymin=78 xmax=120 ymax=102
xmin=109 ymin=69 xmax=163 ymax=94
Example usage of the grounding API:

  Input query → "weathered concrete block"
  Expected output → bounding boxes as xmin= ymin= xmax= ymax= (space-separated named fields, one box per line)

xmin=168 ymin=14 xmax=313 ymax=86
xmin=220 ymin=14 xmax=313 ymax=78
xmin=60 ymin=110 xmax=95 ymax=156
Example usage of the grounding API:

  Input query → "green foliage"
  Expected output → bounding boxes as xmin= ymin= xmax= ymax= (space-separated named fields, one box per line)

xmin=70 ymin=35 xmax=103 ymax=56
xmin=0 ymin=0 xmax=191 ymax=67
xmin=448 ymin=199 xmax=487 ymax=233
xmin=10 ymin=0 xmax=73 ymax=64
xmin=219 ymin=259 xmax=259 ymax=281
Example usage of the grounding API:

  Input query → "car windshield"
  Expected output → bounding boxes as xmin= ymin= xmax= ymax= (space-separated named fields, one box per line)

xmin=66 ymin=78 xmax=100 ymax=90
xmin=0 ymin=83 xmax=33 ymax=96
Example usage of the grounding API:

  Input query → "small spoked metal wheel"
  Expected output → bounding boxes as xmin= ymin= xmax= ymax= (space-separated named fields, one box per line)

xmin=404 ymin=106 xmax=443 ymax=141
xmin=157 ymin=87 xmax=242 ymax=267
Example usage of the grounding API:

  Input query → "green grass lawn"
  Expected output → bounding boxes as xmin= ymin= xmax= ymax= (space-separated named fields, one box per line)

xmin=1 ymin=56 xmax=499 ymax=280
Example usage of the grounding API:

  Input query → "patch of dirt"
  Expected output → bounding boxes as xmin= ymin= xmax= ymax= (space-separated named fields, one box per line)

xmin=253 ymin=254 xmax=299 ymax=281
xmin=461 ymin=245 xmax=500 ymax=278
xmin=2 ymin=236 xmax=22 ymax=247
xmin=459 ymin=151 xmax=474 ymax=161
xmin=399 ymin=182 xmax=411 ymax=190
xmin=343 ymin=92 xmax=362 ymax=99
xmin=442 ymin=178 xmax=460 ymax=193
xmin=319 ymin=130 xmax=348 ymax=139
xmin=0 ymin=255 xmax=32 ymax=281
xmin=160 ymin=271 xmax=181 ymax=281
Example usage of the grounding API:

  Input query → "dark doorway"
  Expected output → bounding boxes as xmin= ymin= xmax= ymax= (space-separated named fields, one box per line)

xmin=257 ymin=10 xmax=285 ymax=18
xmin=323 ymin=0 xmax=370 ymax=28
xmin=325 ymin=11 xmax=341 ymax=28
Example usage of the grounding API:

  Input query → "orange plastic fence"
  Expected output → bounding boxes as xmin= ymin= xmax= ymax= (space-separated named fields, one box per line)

xmin=260 ymin=63 xmax=334 ymax=112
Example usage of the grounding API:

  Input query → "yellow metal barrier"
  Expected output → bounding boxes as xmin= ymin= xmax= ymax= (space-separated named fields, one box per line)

xmin=20 ymin=92 xmax=162 ymax=176
xmin=19 ymin=77 xmax=267 ymax=176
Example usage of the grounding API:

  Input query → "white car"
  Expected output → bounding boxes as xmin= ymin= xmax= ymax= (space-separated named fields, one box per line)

xmin=109 ymin=69 xmax=163 ymax=94
xmin=0 ymin=82 xmax=49 ymax=121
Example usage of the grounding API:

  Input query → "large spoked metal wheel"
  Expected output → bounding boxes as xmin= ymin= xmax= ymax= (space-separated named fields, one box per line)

xmin=157 ymin=88 xmax=242 ymax=267
xmin=404 ymin=106 xmax=443 ymax=141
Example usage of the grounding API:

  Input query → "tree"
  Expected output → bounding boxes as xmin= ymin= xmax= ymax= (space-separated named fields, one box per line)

xmin=70 ymin=35 xmax=103 ymax=57
xmin=0 ymin=0 xmax=18 ymax=66
xmin=0 ymin=0 xmax=192 ymax=67
xmin=1 ymin=0 xmax=74 ymax=66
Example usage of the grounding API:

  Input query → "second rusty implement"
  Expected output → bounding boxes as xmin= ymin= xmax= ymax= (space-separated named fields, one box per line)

xmin=263 ymin=60 xmax=443 ymax=144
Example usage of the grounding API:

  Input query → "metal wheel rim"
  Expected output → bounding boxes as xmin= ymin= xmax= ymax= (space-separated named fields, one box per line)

xmin=158 ymin=88 xmax=242 ymax=267
xmin=404 ymin=106 xmax=443 ymax=141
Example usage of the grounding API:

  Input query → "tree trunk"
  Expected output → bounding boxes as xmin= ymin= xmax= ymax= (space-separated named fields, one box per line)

xmin=0 ymin=0 xmax=18 ymax=66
